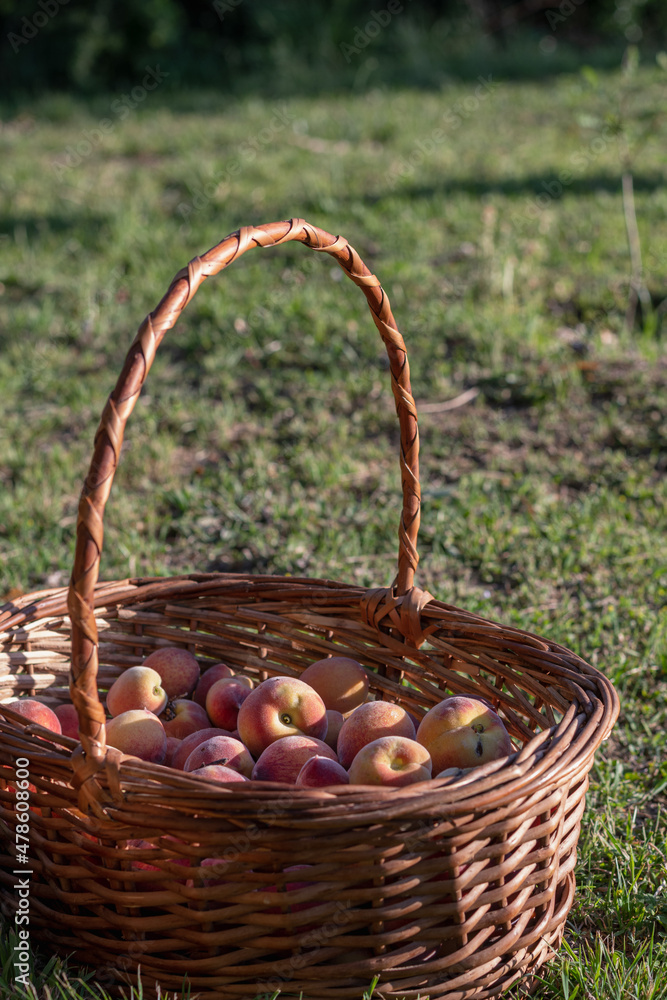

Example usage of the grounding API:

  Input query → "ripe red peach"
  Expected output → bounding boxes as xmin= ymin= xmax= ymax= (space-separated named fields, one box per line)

xmin=347 ymin=735 xmax=432 ymax=787
xmin=251 ymin=735 xmax=337 ymax=784
xmin=106 ymin=709 xmax=167 ymax=764
xmin=300 ymin=656 xmax=369 ymax=715
xmin=337 ymin=701 xmax=416 ymax=769
xmin=160 ymin=699 xmax=210 ymax=739
xmin=265 ymin=865 xmax=318 ymax=929
xmin=124 ymin=838 xmax=190 ymax=890
xmin=406 ymin=710 xmax=423 ymax=732
xmin=106 ymin=666 xmax=168 ymax=717
xmin=183 ymin=735 xmax=254 ymax=777
xmin=142 ymin=646 xmax=200 ymax=700
xmin=434 ymin=766 xmax=474 ymax=779
xmin=164 ymin=736 xmax=183 ymax=767
xmin=237 ymin=676 xmax=328 ymax=759
xmin=205 ymin=678 xmax=252 ymax=732
xmin=295 ymin=755 xmax=350 ymax=787
xmin=323 ymin=710 xmax=345 ymax=752
xmin=198 ymin=857 xmax=229 ymax=887
xmin=190 ymin=764 xmax=249 ymax=784
xmin=54 ymin=703 xmax=80 ymax=739
xmin=170 ymin=727 xmax=236 ymax=771
xmin=193 ymin=663 xmax=235 ymax=707
xmin=416 ymin=696 xmax=512 ymax=773
xmin=4 ymin=698 xmax=62 ymax=734
xmin=124 ymin=838 xmax=163 ymax=889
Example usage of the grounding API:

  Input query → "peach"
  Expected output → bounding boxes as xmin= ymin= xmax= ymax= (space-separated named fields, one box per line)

xmin=106 ymin=709 xmax=167 ymax=764
xmin=170 ymin=727 xmax=236 ymax=771
xmin=160 ymin=699 xmax=210 ymax=739
xmin=348 ymin=735 xmax=432 ymax=787
xmin=142 ymin=646 xmax=200 ymax=699
xmin=251 ymin=735 xmax=337 ymax=784
xmin=237 ymin=676 xmax=328 ymax=759
xmin=205 ymin=678 xmax=252 ymax=732
xmin=301 ymin=656 xmax=369 ymax=715
xmin=124 ymin=838 xmax=163 ymax=889
xmin=198 ymin=857 xmax=230 ymax=887
xmin=416 ymin=696 xmax=512 ymax=773
xmin=164 ymin=736 xmax=183 ymax=767
xmin=183 ymin=735 xmax=254 ymax=777
xmin=54 ymin=703 xmax=80 ymax=739
xmin=3 ymin=698 xmax=62 ymax=735
xmin=407 ymin=710 xmax=423 ymax=732
xmin=296 ymin=755 xmax=350 ymax=787
xmin=125 ymin=838 xmax=190 ymax=890
xmin=322 ymin=709 xmax=345 ymax=752
xmin=265 ymin=865 xmax=318 ymax=929
xmin=337 ymin=701 xmax=415 ymax=769
xmin=193 ymin=663 xmax=235 ymax=707
xmin=191 ymin=764 xmax=249 ymax=784
xmin=106 ymin=666 xmax=168 ymax=717
xmin=434 ymin=766 xmax=474 ymax=779
xmin=299 ymin=656 xmax=370 ymax=715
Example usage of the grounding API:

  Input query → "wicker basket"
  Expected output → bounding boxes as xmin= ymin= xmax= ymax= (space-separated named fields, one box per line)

xmin=0 ymin=219 xmax=619 ymax=1000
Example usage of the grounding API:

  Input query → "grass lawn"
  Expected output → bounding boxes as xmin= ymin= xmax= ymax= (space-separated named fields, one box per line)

xmin=0 ymin=58 xmax=666 ymax=999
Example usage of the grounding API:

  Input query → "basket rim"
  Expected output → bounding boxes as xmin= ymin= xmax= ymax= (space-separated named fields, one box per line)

xmin=0 ymin=571 xmax=620 ymax=822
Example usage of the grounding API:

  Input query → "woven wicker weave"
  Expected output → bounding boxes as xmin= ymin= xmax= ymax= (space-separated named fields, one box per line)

xmin=0 ymin=219 xmax=619 ymax=1000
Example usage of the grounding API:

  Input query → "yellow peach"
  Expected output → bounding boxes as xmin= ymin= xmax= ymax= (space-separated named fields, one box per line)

xmin=347 ymin=735 xmax=432 ymax=787
xmin=142 ymin=647 xmax=200 ymax=699
xmin=300 ymin=656 xmax=369 ymax=715
xmin=337 ymin=701 xmax=415 ymax=769
xmin=416 ymin=696 xmax=512 ymax=773
xmin=237 ymin=676 xmax=328 ymax=759
xmin=106 ymin=666 xmax=168 ymax=717
xmin=106 ymin=709 xmax=167 ymax=764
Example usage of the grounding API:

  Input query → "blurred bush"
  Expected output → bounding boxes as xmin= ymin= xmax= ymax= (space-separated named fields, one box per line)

xmin=1 ymin=0 xmax=666 ymax=96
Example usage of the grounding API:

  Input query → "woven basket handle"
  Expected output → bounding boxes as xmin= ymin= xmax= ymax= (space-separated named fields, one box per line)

xmin=67 ymin=219 xmax=421 ymax=761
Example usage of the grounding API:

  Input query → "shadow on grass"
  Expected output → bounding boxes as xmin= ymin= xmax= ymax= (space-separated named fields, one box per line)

xmin=375 ymin=171 xmax=666 ymax=203
xmin=0 ymin=211 xmax=111 ymax=248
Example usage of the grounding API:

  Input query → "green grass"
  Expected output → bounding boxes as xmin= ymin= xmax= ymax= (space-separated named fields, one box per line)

xmin=0 ymin=57 xmax=666 ymax=999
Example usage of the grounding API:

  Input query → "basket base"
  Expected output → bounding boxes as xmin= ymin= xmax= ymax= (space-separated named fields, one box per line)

xmin=8 ymin=871 xmax=573 ymax=1000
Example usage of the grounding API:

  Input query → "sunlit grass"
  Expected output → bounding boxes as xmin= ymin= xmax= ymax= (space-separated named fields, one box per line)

xmin=0 ymin=60 xmax=665 ymax=999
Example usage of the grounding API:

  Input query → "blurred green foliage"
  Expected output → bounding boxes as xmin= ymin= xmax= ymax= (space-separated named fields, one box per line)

xmin=1 ymin=0 xmax=666 ymax=97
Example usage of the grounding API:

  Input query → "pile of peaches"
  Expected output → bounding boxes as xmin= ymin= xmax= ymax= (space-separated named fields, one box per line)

xmin=5 ymin=648 xmax=513 ymax=787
